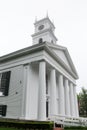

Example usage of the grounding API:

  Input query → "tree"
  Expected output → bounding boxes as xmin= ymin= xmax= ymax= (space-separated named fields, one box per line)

xmin=78 ymin=87 xmax=87 ymax=117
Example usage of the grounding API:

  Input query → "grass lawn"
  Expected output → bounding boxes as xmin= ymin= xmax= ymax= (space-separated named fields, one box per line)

xmin=0 ymin=128 xmax=22 ymax=130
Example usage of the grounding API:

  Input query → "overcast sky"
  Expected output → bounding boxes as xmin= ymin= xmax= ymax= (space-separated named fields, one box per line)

xmin=0 ymin=0 xmax=87 ymax=93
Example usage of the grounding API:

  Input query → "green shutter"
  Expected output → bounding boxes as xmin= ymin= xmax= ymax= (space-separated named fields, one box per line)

xmin=0 ymin=105 xmax=3 ymax=115
xmin=1 ymin=71 xmax=11 ymax=96
xmin=2 ymin=105 xmax=7 ymax=116
xmin=0 ymin=105 xmax=7 ymax=116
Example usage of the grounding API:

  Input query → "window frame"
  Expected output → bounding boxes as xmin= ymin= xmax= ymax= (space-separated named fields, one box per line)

xmin=0 ymin=105 xmax=7 ymax=117
xmin=0 ymin=71 xmax=11 ymax=97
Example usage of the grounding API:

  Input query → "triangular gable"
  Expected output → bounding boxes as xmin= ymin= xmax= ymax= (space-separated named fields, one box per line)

xmin=53 ymin=49 xmax=71 ymax=70
xmin=47 ymin=43 xmax=78 ymax=78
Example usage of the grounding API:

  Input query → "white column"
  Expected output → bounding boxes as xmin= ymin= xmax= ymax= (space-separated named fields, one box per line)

xmin=22 ymin=64 xmax=30 ymax=119
xmin=38 ymin=61 xmax=46 ymax=121
xmin=73 ymin=86 xmax=79 ymax=117
xmin=59 ymin=74 xmax=65 ymax=115
xmin=50 ymin=69 xmax=57 ymax=116
xmin=64 ymin=78 xmax=70 ymax=116
xmin=69 ymin=82 xmax=75 ymax=116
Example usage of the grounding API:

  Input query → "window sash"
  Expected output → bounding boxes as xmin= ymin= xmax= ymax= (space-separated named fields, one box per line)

xmin=0 ymin=71 xmax=11 ymax=96
xmin=0 ymin=105 xmax=7 ymax=116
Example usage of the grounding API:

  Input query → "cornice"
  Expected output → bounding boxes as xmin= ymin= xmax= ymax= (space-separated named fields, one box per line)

xmin=0 ymin=43 xmax=45 ymax=63
xmin=46 ymin=42 xmax=66 ymax=50
xmin=34 ymin=17 xmax=55 ymax=29
xmin=0 ymin=42 xmax=78 ymax=79
xmin=32 ymin=28 xmax=58 ymax=41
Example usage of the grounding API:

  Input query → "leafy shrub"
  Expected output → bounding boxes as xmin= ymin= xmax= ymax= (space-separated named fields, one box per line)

xmin=0 ymin=118 xmax=53 ymax=130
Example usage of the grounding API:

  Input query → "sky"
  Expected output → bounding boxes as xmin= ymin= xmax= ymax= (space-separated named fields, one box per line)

xmin=0 ymin=0 xmax=87 ymax=93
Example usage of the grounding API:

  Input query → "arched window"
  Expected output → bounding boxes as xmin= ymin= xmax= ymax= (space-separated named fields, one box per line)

xmin=39 ymin=38 xmax=43 ymax=44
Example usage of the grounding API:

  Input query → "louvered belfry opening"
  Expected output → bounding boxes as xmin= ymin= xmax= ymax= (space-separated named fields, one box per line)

xmin=39 ymin=38 xmax=43 ymax=44
xmin=0 ymin=71 xmax=11 ymax=96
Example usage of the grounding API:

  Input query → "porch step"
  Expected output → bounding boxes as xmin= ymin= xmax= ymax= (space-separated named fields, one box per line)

xmin=54 ymin=128 xmax=64 ymax=130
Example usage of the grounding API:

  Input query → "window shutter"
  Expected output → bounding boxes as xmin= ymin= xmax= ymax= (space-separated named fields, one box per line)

xmin=0 ymin=106 xmax=2 ymax=115
xmin=2 ymin=105 xmax=7 ymax=116
xmin=0 ymin=105 xmax=7 ymax=116
xmin=1 ymin=71 xmax=11 ymax=96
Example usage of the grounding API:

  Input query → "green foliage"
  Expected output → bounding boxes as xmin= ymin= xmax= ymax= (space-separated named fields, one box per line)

xmin=0 ymin=118 xmax=53 ymax=130
xmin=78 ymin=87 xmax=87 ymax=117
xmin=0 ymin=128 xmax=18 ymax=130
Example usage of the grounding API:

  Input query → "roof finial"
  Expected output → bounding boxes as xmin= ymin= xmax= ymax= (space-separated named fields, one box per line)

xmin=46 ymin=11 xmax=49 ymax=18
xmin=35 ymin=16 xmax=37 ymax=23
xmin=52 ymin=19 xmax=54 ymax=24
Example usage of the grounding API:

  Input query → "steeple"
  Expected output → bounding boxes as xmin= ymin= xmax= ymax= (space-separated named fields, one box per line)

xmin=32 ymin=17 xmax=58 ymax=45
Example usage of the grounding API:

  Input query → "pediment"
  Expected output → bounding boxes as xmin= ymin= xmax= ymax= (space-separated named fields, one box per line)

xmin=47 ymin=43 xmax=78 ymax=78
xmin=53 ymin=49 xmax=71 ymax=70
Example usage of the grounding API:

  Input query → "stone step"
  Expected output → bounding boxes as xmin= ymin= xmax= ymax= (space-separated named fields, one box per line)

xmin=54 ymin=128 xmax=64 ymax=130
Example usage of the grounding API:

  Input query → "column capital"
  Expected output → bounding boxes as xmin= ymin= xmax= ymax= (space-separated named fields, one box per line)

xmin=23 ymin=63 xmax=30 ymax=67
xmin=39 ymin=59 xmax=46 ymax=63
xmin=64 ymin=78 xmax=68 ymax=84
xmin=69 ymin=81 xmax=76 ymax=86
xmin=58 ymin=73 xmax=63 ymax=79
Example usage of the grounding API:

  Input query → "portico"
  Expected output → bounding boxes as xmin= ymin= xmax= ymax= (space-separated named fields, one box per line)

xmin=36 ymin=60 xmax=79 ymax=120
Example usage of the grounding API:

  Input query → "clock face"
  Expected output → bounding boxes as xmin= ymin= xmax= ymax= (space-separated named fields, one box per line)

xmin=38 ymin=25 xmax=44 ymax=30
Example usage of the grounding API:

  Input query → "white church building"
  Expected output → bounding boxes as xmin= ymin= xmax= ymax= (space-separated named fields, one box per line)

xmin=0 ymin=16 xmax=79 ymax=121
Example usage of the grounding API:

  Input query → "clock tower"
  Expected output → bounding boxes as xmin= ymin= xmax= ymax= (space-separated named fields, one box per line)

xmin=32 ymin=16 xmax=58 ymax=45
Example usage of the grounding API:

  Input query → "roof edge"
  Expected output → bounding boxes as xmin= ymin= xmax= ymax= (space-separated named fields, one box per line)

xmin=0 ymin=42 xmax=78 ymax=79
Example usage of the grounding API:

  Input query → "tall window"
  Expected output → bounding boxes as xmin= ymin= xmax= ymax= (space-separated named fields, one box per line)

xmin=0 ymin=71 xmax=11 ymax=96
xmin=0 ymin=74 xmax=2 ymax=96
xmin=0 ymin=105 xmax=7 ymax=116
xmin=39 ymin=38 xmax=43 ymax=43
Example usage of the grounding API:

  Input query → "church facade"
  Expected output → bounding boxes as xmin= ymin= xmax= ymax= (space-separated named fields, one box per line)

xmin=0 ymin=17 xmax=79 ymax=121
